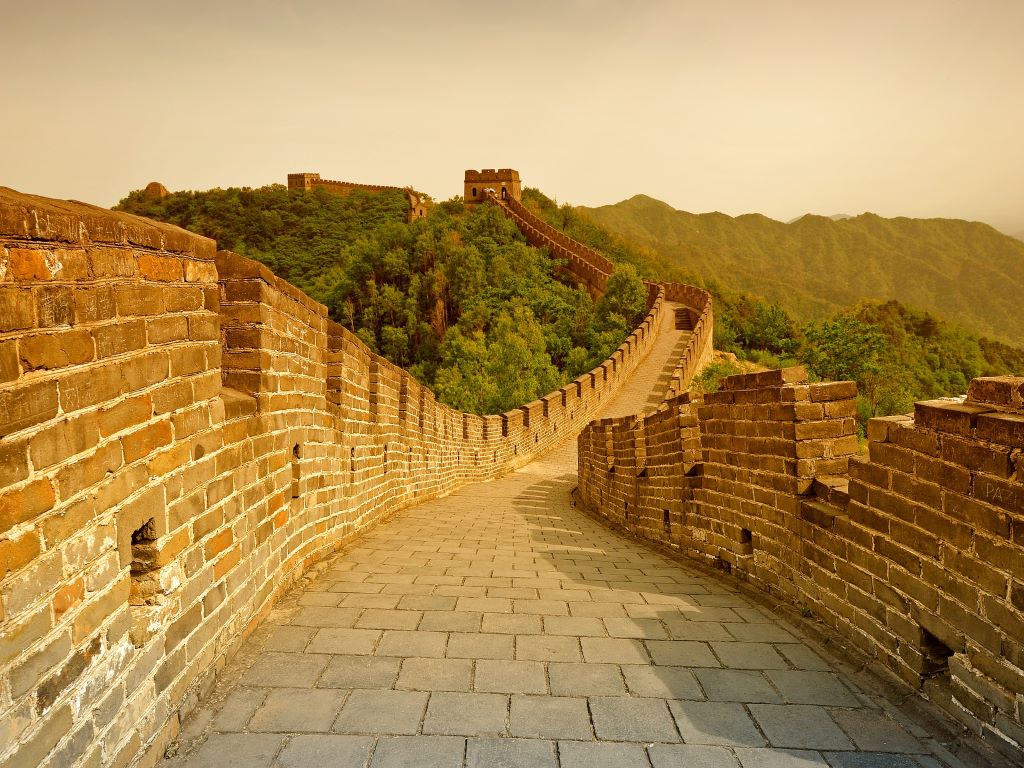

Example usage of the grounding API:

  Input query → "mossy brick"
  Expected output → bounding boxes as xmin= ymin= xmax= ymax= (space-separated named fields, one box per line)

xmin=0 ymin=478 xmax=56 ymax=534
xmin=35 ymin=285 xmax=74 ymax=327
xmin=94 ymin=319 xmax=147 ymax=358
xmin=29 ymin=412 xmax=101 ymax=470
xmin=98 ymin=395 xmax=153 ymax=437
xmin=0 ymin=287 xmax=35 ymax=330
xmin=0 ymin=379 xmax=59 ymax=437
xmin=138 ymin=253 xmax=182 ymax=282
xmin=19 ymin=328 xmax=94 ymax=370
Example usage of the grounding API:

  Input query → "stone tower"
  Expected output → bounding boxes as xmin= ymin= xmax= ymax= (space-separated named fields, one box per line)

xmin=464 ymin=169 xmax=521 ymax=204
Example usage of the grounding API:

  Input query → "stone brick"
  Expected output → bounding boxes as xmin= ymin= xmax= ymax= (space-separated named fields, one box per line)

xmin=74 ymin=284 xmax=116 ymax=324
xmin=114 ymin=284 xmax=165 ymax=317
xmin=146 ymin=315 xmax=188 ymax=344
xmin=35 ymin=285 xmax=74 ymax=327
xmin=0 ymin=438 xmax=30 ymax=487
xmin=0 ymin=339 xmax=20 ymax=382
xmin=29 ymin=413 xmax=101 ymax=470
xmin=0 ymin=531 xmax=42 ymax=580
xmin=97 ymin=395 xmax=153 ymax=438
xmin=55 ymin=442 xmax=123 ymax=500
xmin=91 ymin=248 xmax=136 ymax=278
xmin=19 ymin=329 xmax=95 ymax=370
xmin=0 ymin=380 xmax=59 ymax=437
xmin=94 ymin=319 xmax=147 ymax=359
xmin=72 ymin=577 xmax=130 ymax=644
xmin=138 ymin=253 xmax=183 ymax=282
xmin=121 ymin=420 xmax=173 ymax=463
xmin=0 ymin=287 xmax=35 ymax=331
xmin=10 ymin=247 xmax=56 ymax=280
xmin=36 ymin=634 xmax=101 ymax=714
xmin=58 ymin=364 xmax=123 ymax=413
xmin=0 ymin=478 xmax=56 ymax=534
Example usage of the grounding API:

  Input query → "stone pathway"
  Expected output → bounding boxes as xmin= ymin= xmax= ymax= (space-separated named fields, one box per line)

xmin=165 ymin=303 xmax=963 ymax=768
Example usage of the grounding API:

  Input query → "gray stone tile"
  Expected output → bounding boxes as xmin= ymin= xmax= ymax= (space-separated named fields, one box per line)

xmin=604 ymin=618 xmax=670 ymax=639
xmin=319 ymin=655 xmax=401 ymax=689
xmin=646 ymin=640 xmax=720 ymax=667
xmin=465 ymin=737 xmax=557 ymax=768
xmin=278 ymin=735 xmax=374 ymax=767
xmin=419 ymin=611 xmax=481 ymax=632
xmin=648 ymin=744 xmax=740 ymax=767
xmin=240 ymin=653 xmax=331 ymax=687
xmin=764 ymin=671 xmax=859 ymax=707
xmin=822 ymin=754 xmax=925 ymax=768
xmin=734 ymin=748 xmax=829 ymax=767
xmin=422 ymin=692 xmax=509 ymax=736
xmin=775 ymin=645 xmax=832 ymax=672
xmin=306 ymin=629 xmax=382 ymax=656
xmin=343 ymin=594 xmax=403 ymax=609
xmin=543 ymin=616 xmax=606 ymax=636
xmin=515 ymin=634 xmax=581 ymax=662
xmin=569 ymin=601 xmax=628 ymax=617
xmin=376 ymin=631 xmax=448 ymax=658
xmin=297 ymin=592 xmax=344 ymax=608
xmin=663 ymin=619 xmax=735 ymax=642
xmin=723 ymin=623 xmax=798 ymax=643
xmin=265 ymin=626 xmax=315 ymax=652
xmin=249 ymin=688 xmax=347 ymax=732
xmin=669 ymin=701 xmax=765 ymax=747
xmin=482 ymin=613 xmax=543 ymax=634
xmin=355 ymin=609 xmax=423 ymax=630
xmin=396 ymin=658 xmax=473 ymax=692
xmin=291 ymin=606 xmax=363 ymax=627
xmin=621 ymin=665 xmax=703 ymax=699
xmin=695 ymin=669 xmax=784 ymax=703
xmin=397 ymin=596 xmax=459 ymax=611
xmin=828 ymin=709 xmax=925 ymax=753
xmin=474 ymin=659 xmax=547 ymax=694
xmin=589 ymin=696 xmax=680 ymax=742
xmin=446 ymin=632 xmax=514 ymax=660
xmin=457 ymin=597 xmax=512 ymax=613
xmin=711 ymin=642 xmax=789 ymax=670
xmin=581 ymin=637 xmax=650 ymax=664
xmin=185 ymin=733 xmax=283 ymax=767
xmin=748 ymin=705 xmax=854 ymax=751
xmin=509 ymin=695 xmax=592 ymax=739
xmin=558 ymin=741 xmax=652 ymax=768
xmin=332 ymin=690 xmax=429 ymax=736
xmin=548 ymin=662 xmax=627 ymax=696
xmin=369 ymin=736 xmax=465 ymax=768
xmin=212 ymin=687 xmax=267 ymax=731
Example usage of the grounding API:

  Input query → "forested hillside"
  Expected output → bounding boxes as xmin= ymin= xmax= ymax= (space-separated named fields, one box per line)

xmin=521 ymin=188 xmax=1024 ymax=430
xmin=581 ymin=194 xmax=1024 ymax=347
xmin=115 ymin=186 xmax=647 ymax=414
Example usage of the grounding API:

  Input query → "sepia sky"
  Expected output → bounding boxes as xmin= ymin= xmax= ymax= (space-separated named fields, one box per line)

xmin=3 ymin=0 xmax=1023 ymax=233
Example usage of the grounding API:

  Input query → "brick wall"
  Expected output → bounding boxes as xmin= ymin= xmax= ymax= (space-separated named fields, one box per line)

xmin=577 ymin=367 xmax=1024 ymax=755
xmin=0 ymin=186 xmax=666 ymax=768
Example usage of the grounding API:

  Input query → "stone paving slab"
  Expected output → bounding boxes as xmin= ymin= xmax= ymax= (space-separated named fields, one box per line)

xmin=163 ymin=305 xmax=961 ymax=768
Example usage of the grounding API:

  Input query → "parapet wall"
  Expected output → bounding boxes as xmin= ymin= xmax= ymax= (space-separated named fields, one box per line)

xmin=577 ymin=367 xmax=1024 ymax=754
xmin=0 ymin=186 xmax=666 ymax=768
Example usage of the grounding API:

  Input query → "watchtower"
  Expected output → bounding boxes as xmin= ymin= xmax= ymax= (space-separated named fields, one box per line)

xmin=464 ymin=169 xmax=521 ymax=204
xmin=287 ymin=172 xmax=321 ymax=191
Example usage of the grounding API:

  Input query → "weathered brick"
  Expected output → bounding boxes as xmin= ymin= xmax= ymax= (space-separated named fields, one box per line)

xmin=10 ymin=247 xmax=56 ymax=280
xmin=940 ymin=434 xmax=1014 ymax=478
xmin=121 ymin=420 xmax=173 ymax=464
xmin=0 ymin=380 xmax=59 ymax=437
xmin=29 ymin=412 xmax=101 ymax=470
xmin=0 ymin=338 xmax=20 ymax=382
xmin=0 ymin=479 xmax=56 ymax=534
xmin=72 ymin=577 xmax=130 ymax=644
xmin=0 ymin=531 xmax=42 ymax=579
xmin=35 ymin=285 xmax=74 ymax=327
xmin=55 ymin=442 xmax=123 ymax=500
xmin=74 ymin=285 xmax=116 ymax=324
xmin=0 ymin=287 xmax=35 ymax=331
xmin=0 ymin=438 xmax=30 ymax=487
xmin=138 ymin=253 xmax=183 ymax=282
xmin=19 ymin=329 xmax=95 ymax=370
xmin=915 ymin=400 xmax=993 ymax=437
xmin=146 ymin=315 xmax=188 ymax=345
xmin=94 ymin=319 xmax=147 ymax=358
xmin=98 ymin=395 xmax=153 ymax=437
xmin=58 ymin=364 xmax=123 ymax=413
xmin=90 ymin=248 xmax=136 ymax=278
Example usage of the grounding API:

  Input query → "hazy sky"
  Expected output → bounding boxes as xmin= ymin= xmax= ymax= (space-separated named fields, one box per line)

xmin=3 ymin=0 xmax=1022 ymax=232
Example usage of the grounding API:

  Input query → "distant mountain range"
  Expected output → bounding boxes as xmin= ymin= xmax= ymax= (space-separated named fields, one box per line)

xmin=580 ymin=195 xmax=1024 ymax=346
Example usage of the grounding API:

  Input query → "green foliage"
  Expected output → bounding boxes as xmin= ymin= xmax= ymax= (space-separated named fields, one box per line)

xmin=692 ymin=360 xmax=743 ymax=394
xmin=117 ymin=185 xmax=645 ymax=414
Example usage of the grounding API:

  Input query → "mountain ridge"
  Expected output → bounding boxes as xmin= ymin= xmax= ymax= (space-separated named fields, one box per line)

xmin=580 ymin=194 xmax=1024 ymax=346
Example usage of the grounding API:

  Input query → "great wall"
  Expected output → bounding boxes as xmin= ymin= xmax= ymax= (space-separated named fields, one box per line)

xmin=0 ymin=171 xmax=1021 ymax=767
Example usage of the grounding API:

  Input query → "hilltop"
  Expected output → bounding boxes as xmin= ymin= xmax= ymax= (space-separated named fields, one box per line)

xmin=580 ymin=194 xmax=1024 ymax=347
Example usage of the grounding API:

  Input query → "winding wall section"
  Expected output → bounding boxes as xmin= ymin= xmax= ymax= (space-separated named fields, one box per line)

xmin=0 ymin=183 xmax=705 ymax=768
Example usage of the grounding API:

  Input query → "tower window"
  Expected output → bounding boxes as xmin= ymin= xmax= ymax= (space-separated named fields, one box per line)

xmin=472 ymin=187 xmax=478 ymax=197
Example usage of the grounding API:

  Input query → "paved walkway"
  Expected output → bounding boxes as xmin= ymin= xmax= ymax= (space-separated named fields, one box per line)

xmin=166 ymin=304 xmax=961 ymax=768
